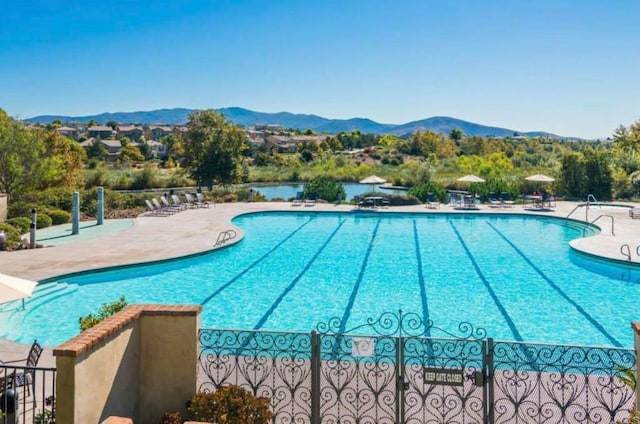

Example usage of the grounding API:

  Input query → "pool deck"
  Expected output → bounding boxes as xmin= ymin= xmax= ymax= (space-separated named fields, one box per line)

xmin=0 ymin=200 xmax=639 ymax=356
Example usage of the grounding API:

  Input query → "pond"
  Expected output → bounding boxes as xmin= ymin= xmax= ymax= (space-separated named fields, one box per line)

xmin=250 ymin=183 xmax=408 ymax=200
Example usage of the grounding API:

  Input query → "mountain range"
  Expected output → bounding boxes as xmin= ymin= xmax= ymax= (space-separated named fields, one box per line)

xmin=25 ymin=107 xmax=564 ymax=138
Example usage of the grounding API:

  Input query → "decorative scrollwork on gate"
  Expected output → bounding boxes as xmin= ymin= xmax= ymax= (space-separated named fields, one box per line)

xmin=491 ymin=341 xmax=636 ymax=424
xmin=198 ymin=329 xmax=313 ymax=424
xmin=316 ymin=310 xmax=487 ymax=339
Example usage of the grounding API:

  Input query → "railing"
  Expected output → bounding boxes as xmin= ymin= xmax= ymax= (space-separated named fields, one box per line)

xmin=214 ymin=229 xmax=237 ymax=246
xmin=0 ymin=364 xmax=56 ymax=424
xmin=565 ymin=203 xmax=583 ymax=221
xmin=590 ymin=214 xmax=615 ymax=236
xmin=198 ymin=311 xmax=636 ymax=424
xmin=621 ymin=244 xmax=631 ymax=261
xmin=587 ymin=193 xmax=598 ymax=204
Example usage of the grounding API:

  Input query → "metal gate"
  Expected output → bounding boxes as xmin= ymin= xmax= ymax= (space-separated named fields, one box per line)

xmin=198 ymin=311 xmax=636 ymax=424
xmin=315 ymin=311 xmax=487 ymax=424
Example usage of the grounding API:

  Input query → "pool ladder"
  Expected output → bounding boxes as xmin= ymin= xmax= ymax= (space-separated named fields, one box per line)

xmin=215 ymin=229 xmax=237 ymax=246
xmin=620 ymin=244 xmax=640 ymax=261
xmin=565 ymin=193 xmax=598 ymax=222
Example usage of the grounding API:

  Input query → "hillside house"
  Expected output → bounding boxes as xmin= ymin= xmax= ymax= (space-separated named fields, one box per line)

xmin=56 ymin=125 xmax=79 ymax=140
xmin=149 ymin=125 xmax=173 ymax=140
xmin=87 ymin=125 xmax=115 ymax=139
xmin=99 ymin=138 xmax=123 ymax=155
xmin=146 ymin=140 xmax=167 ymax=158
xmin=117 ymin=125 xmax=144 ymax=141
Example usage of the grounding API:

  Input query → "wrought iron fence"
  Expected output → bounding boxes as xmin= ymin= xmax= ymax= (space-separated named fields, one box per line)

xmin=198 ymin=311 xmax=636 ymax=424
xmin=0 ymin=364 xmax=56 ymax=424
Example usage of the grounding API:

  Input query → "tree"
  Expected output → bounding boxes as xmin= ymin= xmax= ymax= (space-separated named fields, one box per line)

xmin=86 ymin=139 xmax=107 ymax=160
xmin=583 ymin=147 xmax=613 ymax=200
xmin=559 ymin=153 xmax=587 ymax=199
xmin=303 ymin=176 xmax=346 ymax=202
xmin=106 ymin=120 xmax=119 ymax=130
xmin=449 ymin=128 xmax=464 ymax=143
xmin=120 ymin=144 xmax=145 ymax=163
xmin=182 ymin=110 xmax=249 ymax=187
xmin=41 ymin=130 xmax=86 ymax=188
xmin=0 ymin=109 xmax=61 ymax=199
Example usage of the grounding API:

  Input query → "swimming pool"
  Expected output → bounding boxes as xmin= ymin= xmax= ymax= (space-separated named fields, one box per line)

xmin=2 ymin=212 xmax=639 ymax=347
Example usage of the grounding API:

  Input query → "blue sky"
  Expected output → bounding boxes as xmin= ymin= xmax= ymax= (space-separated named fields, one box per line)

xmin=1 ymin=0 xmax=639 ymax=138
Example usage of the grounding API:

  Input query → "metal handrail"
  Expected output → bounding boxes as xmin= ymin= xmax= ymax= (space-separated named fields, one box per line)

xmin=215 ymin=229 xmax=237 ymax=246
xmin=590 ymin=214 xmax=615 ymax=236
xmin=565 ymin=204 xmax=583 ymax=220
xmin=587 ymin=194 xmax=598 ymax=204
xmin=636 ymin=244 xmax=640 ymax=257
xmin=621 ymin=244 xmax=631 ymax=261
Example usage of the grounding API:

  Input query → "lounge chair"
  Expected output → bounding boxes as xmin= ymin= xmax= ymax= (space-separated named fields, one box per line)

xmin=488 ymin=193 xmax=502 ymax=208
xmin=425 ymin=193 xmax=440 ymax=209
xmin=305 ymin=194 xmax=316 ymax=207
xmin=630 ymin=208 xmax=640 ymax=219
xmin=292 ymin=192 xmax=304 ymax=206
xmin=145 ymin=199 xmax=169 ymax=216
xmin=3 ymin=339 xmax=43 ymax=400
xmin=184 ymin=193 xmax=205 ymax=208
xmin=172 ymin=194 xmax=190 ymax=210
xmin=152 ymin=198 xmax=175 ymax=215
xmin=501 ymin=192 xmax=515 ymax=207
xmin=196 ymin=193 xmax=211 ymax=208
xmin=160 ymin=196 xmax=185 ymax=212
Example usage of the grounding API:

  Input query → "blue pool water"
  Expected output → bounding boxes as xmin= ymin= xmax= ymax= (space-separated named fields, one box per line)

xmin=2 ymin=212 xmax=640 ymax=347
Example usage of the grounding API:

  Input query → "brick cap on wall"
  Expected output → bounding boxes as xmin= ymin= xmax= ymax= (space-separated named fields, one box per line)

xmin=53 ymin=304 xmax=202 ymax=357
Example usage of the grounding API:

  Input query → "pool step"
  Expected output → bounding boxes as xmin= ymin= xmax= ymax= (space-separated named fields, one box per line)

xmin=0 ymin=283 xmax=79 ymax=341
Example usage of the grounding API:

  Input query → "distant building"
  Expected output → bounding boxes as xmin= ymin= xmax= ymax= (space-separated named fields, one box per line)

xmin=149 ymin=125 xmax=173 ymax=141
xmin=56 ymin=126 xmax=79 ymax=140
xmin=87 ymin=125 xmax=115 ymax=139
xmin=99 ymin=138 xmax=123 ymax=155
xmin=146 ymin=140 xmax=167 ymax=158
xmin=117 ymin=125 xmax=144 ymax=141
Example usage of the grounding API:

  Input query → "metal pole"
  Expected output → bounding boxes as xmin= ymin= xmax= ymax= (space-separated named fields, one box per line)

xmin=633 ymin=323 xmax=640 ymax=412
xmin=310 ymin=331 xmax=321 ymax=424
xmin=29 ymin=208 xmax=37 ymax=249
xmin=72 ymin=191 xmax=80 ymax=235
xmin=485 ymin=338 xmax=495 ymax=424
xmin=97 ymin=186 xmax=104 ymax=225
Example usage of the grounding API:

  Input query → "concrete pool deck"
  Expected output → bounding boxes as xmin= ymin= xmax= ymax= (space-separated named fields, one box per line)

xmin=0 ymin=199 xmax=639 ymax=355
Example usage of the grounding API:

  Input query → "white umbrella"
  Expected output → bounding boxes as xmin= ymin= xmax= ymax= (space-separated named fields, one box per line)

xmin=0 ymin=273 xmax=37 ymax=307
xmin=457 ymin=174 xmax=486 ymax=183
xmin=359 ymin=175 xmax=387 ymax=192
xmin=359 ymin=175 xmax=387 ymax=185
xmin=525 ymin=174 xmax=555 ymax=183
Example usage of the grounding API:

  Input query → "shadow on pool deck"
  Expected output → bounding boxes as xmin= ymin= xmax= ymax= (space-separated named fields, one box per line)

xmin=32 ymin=219 xmax=134 ymax=246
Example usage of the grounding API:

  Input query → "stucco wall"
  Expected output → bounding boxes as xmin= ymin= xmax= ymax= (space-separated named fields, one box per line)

xmin=0 ymin=194 xmax=7 ymax=222
xmin=54 ymin=305 xmax=201 ymax=424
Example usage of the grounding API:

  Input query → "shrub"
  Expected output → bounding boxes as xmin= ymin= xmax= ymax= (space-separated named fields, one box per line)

xmin=303 ymin=176 xmax=346 ymax=202
xmin=0 ymin=223 xmax=22 ymax=250
xmin=6 ymin=217 xmax=31 ymax=234
xmin=36 ymin=214 xmax=52 ymax=229
xmin=45 ymin=209 xmax=71 ymax=225
xmin=78 ymin=295 xmax=128 ymax=331
xmin=159 ymin=411 xmax=181 ymax=424
xmin=408 ymin=182 xmax=447 ymax=203
xmin=188 ymin=385 xmax=272 ymax=424
xmin=130 ymin=167 xmax=157 ymax=190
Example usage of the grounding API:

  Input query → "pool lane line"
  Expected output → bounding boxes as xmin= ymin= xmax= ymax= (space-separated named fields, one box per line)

xmin=253 ymin=219 xmax=346 ymax=330
xmin=449 ymin=221 xmax=523 ymax=342
xmin=339 ymin=219 xmax=381 ymax=333
xmin=485 ymin=221 xmax=622 ymax=347
xmin=200 ymin=218 xmax=314 ymax=306
xmin=412 ymin=220 xmax=431 ymax=337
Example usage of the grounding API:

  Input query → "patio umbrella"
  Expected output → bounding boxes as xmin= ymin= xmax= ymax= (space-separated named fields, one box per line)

xmin=0 ymin=273 xmax=37 ymax=307
xmin=360 ymin=175 xmax=387 ymax=192
xmin=525 ymin=174 xmax=555 ymax=183
xmin=457 ymin=174 xmax=485 ymax=183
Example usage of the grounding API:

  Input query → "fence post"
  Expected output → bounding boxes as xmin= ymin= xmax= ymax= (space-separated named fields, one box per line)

xmin=633 ymin=323 xmax=640 ymax=411
xmin=311 ymin=330 xmax=320 ymax=424
xmin=486 ymin=338 xmax=494 ymax=424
